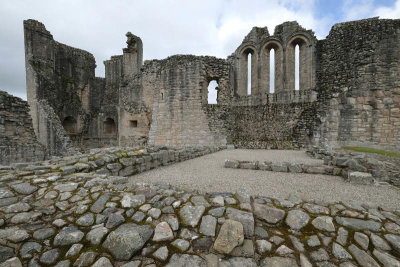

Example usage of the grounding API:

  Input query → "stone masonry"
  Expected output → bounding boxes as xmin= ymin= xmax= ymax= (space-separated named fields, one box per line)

xmin=0 ymin=15 xmax=397 ymax=267
xmin=17 ymin=17 xmax=399 ymax=157
xmin=0 ymin=147 xmax=399 ymax=266
xmin=0 ymin=91 xmax=45 ymax=165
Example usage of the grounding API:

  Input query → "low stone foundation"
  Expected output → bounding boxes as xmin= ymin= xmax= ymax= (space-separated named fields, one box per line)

xmin=3 ymin=146 xmax=223 ymax=178
xmin=224 ymin=159 xmax=378 ymax=185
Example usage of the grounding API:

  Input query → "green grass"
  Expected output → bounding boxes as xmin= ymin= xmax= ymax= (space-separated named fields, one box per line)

xmin=343 ymin=146 xmax=400 ymax=158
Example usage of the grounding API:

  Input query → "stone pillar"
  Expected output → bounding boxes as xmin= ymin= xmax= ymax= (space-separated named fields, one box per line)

xmin=23 ymin=20 xmax=55 ymax=144
xmin=260 ymin=48 xmax=270 ymax=94
xmin=285 ymin=44 xmax=295 ymax=91
xmin=238 ymin=53 xmax=248 ymax=96
xmin=123 ymin=32 xmax=143 ymax=77
xmin=275 ymin=47 xmax=284 ymax=93
xmin=299 ymin=43 xmax=314 ymax=90
xmin=250 ymin=52 xmax=258 ymax=95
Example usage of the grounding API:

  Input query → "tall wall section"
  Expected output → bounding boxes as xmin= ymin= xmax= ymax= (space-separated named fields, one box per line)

xmin=207 ymin=21 xmax=319 ymax=149
xmin=308 ymin=18 xmax=400 ymax=151
xmin=23 ymin=20 xmax=117 ymax=154
xmin=124 ymin=55 xmax=232 ymax=147
xmin=0 ymin=91 xmax=46 ymax=165
xmin=229 ymin=21 xmax=317 ymax=101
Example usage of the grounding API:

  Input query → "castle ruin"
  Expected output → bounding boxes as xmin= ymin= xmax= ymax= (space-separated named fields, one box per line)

xmin=1 ymin=17 xmax=400 ymax=163
xmin=0 ymin=16 xmax=399 ymax=267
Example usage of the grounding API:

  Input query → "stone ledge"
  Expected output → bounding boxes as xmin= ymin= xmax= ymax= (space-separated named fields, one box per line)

xmin=224 ymin=159 xmax=378 ymax=185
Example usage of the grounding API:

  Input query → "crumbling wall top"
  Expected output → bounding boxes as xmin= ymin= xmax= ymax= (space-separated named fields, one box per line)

xmin=327 ymin=16 xmax=400 ymax=38
xmin=273 ymin=21 xmax=308 ymax=36
xmin=123 ymin=32 xmax=142 ymax=53
xmin=242 ymin=26 xmax=270 ymax=43
xmin=23 ymin=19 xmax=52 ymax=37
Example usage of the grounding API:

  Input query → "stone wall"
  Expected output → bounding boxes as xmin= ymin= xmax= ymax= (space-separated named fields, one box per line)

xmin=0 ymin=91 xmax=46 ymax=165
xmin=3 ymin=146 xmax=223 ymax=177
xmin=139 ymin=55 xmax=231 ymax=147
xmin=229 ymin=21 xmax=317 ymax=97
xmin=23 ymin=19 xmax=117 ymax=154
xmin=35 ymin=100 xmax=79 ymax=156
xmin=311 ymin=18 xmax=400 ymax=151
xmin=19 ymin=17 xmax=400 ymax=157
xmin=205 ymin=100 xmax=317 ymax=149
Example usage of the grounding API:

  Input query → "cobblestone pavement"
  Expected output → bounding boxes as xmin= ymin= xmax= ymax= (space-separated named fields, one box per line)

xmin=129 ymin=149 xmax=400 ymax=210
xmin=0 ymin=148 xmax=399 ymax=266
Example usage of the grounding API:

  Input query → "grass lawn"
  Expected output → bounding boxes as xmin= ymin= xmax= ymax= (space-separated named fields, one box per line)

xmin=343 ymin=146 xmax=400 ymax=158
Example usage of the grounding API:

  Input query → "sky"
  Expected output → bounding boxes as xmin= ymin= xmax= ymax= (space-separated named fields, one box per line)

xmin=0 ymin=0 xmax=399 ymax=101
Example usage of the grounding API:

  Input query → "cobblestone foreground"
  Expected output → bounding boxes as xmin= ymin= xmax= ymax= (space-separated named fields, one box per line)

xmin=0 ymin=148 xmax=399 ymax=266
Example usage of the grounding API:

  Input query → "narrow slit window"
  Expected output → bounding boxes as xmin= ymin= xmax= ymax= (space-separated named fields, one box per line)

xmin=247 ymin=53 xmax=252 ymax=95
xmin=270 ymin=48 xmax=275 ymax=93
xmin=295 ymin=44 xmax=300 ymax=90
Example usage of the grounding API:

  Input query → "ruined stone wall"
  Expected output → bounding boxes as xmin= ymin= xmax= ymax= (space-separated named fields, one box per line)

xmin=0 ymin=91 xmax=46 ymax=165
xmin=140 ymin=55 xmax=231 ymax=147
xmin=204 ymin=18 xmax=400 ymax=150
xmin=24 ymin=20 xmax=117 ymax=153
xmin=232 ymin=103 xmax=313 ymax=149
xmin=19 ymin=18 xmax=400 ymax=155
xmin=311 ymin=18 xmax=400 ymax=151
xmin=205 ymin=101 xmax=316 ymax=149
xmin=34 ymin=100 xmax=79 ymax=156
xmin=230 ymin=21 xmax=317 ymax=98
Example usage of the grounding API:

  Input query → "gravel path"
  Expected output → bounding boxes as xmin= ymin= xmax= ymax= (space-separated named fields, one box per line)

xmin=128 ymin=149 xmax=400 ymax=209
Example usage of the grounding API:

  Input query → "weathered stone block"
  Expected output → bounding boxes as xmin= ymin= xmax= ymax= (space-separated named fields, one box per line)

xmin=240 ymin=161 xmax=258 ymax=170
xmin=271 ymin=162 xmax=288 ymax=172
xmin=224 ymin=159 xmax=239 ymax=168
xmin=347 ymin=171 xmax=374 ymax=185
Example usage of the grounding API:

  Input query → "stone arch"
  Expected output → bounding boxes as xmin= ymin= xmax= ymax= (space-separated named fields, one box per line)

xmin=202 ymin=74 xmax=231 ymax=105
xmin=261 ymin=40 xmax=284 ymax=93
xmin=286 ymin=34 xmax=314 ymax=91
xmin=238 ymin=45 xmax=257 ymax=96
xmin=103 ymin=118 xmax=117 ymax=135
xmin=62 ymin=116 xmax=77 ymax=134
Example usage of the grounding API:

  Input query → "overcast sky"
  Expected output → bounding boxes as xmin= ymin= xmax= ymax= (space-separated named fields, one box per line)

xmin=0 ymin=0 xmax=399 ymax=100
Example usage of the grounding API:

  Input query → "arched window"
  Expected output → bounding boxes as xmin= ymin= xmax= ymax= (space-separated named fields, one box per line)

xmin=263 ymin=41 xmax=283 ymax=94
xmin=295 ymin=44 xmax=300 ymax=91
xmin=103 ymin=118 xmax=116 ymax=134
xmin=288 ymin=35 xmax=312 ymax=91
xmin=270 ymin=48 xmax=275 ymax=93
xmin=62 ymin=116 xmax=76 ymax=134
xmin=247 ymin=53 xmax=252 ymax=95
xmin=239 ymin=47 xmax=256 ymax=96
xmin=207 ymin=80 xmax=218 ymax=104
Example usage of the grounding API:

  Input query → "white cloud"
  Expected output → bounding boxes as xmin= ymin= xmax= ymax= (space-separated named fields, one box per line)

xmin=1 ymin=0 xmax=396 ymax=100
xmin=342 ymin=0 xmax=375 ymax=21
xmin=341 ymin=0 xmax=400 ymax=22
xmin=375 ymin=0 xmax=400 ymax=18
